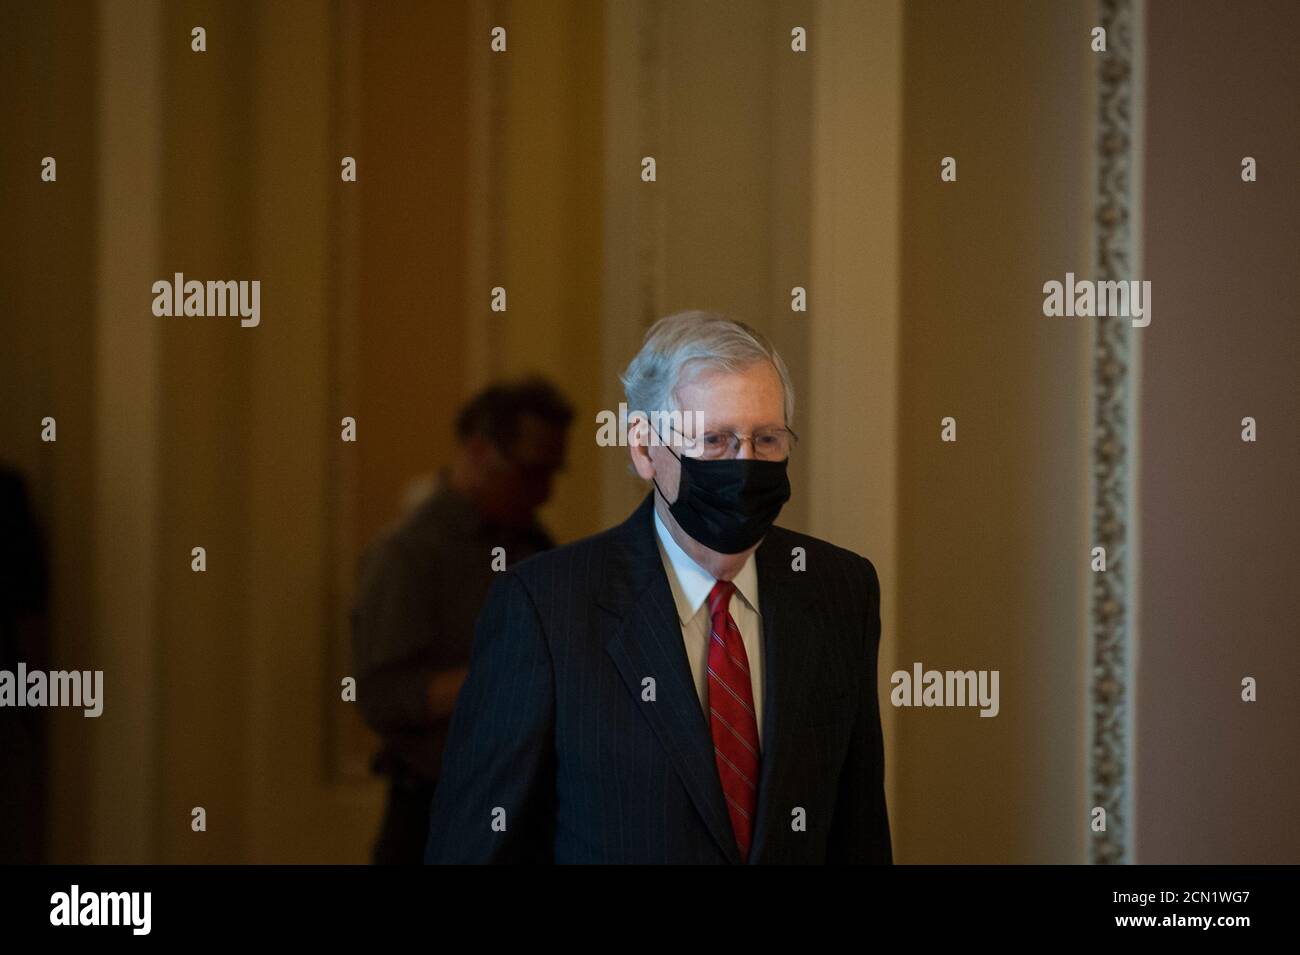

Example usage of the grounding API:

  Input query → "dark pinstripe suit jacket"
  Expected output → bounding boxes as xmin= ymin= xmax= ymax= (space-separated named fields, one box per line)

xmin=424 ymin=492 xmax=892 ymax=864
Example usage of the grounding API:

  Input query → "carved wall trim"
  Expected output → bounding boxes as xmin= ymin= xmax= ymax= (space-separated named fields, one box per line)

xmin=1090 ymin=0 xmax=1142 ymax=865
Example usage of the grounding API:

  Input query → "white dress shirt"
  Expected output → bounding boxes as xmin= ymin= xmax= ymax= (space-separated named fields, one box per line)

xmin=652 ymin=508 xmax=764 ymax=750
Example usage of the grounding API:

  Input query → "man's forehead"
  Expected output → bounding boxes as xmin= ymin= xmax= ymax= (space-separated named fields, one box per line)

xmin=674 ymin=361 xmax=785 ymax=423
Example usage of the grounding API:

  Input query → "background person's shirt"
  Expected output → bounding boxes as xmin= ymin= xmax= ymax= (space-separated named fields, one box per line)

xmin=652 ymin=507 xmax=764 ymax=749
xmin=351 ymin=478 xmax=553 ymax=782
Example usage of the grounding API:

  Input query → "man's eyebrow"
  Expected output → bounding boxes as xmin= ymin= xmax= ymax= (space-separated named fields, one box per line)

xmin=700 ymin=422 xmax=786 ymax=432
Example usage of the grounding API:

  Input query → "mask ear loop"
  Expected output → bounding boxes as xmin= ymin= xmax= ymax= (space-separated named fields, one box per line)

xmin=643 ymin=420 xmax=683 ymax=506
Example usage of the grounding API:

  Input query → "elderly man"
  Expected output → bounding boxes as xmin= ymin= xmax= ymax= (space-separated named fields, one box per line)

xmin=425 ymin=311 xmax=892 ymax=864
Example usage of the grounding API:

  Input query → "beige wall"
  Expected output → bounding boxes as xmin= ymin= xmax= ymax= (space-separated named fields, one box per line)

xmin=92 ymin=0 xmax=162 ymax=864
xmin=353 ymin=0 xmax=471 ymax=556
xmin=0 ymin=0 xmax=100 ymax=863
xmin=894 ymin=0 xmax=1095 ymax=862
xmin=128 ymin=0 xmax=381 ymax=863
xmin=806 ymin=0 xmax=903 ymax=838
xmin=1135 ymin=0 xmax=1300 ymax=864
xmin=494 ymin=0 xmax=606 ymax=541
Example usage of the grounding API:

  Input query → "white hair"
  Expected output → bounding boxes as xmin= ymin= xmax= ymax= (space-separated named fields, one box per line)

xmin=619 ymin=310 xmax=795 ymax=427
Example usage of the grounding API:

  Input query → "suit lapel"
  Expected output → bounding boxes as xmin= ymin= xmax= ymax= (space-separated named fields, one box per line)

xmin=748 ymin=529 xmax=815 ymax=863
xmin=601 ymin=494 xmax=742 ymax=865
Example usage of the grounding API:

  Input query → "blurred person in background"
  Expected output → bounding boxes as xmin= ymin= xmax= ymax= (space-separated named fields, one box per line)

xmin=0 ymin=464 xmax=49 ymax=864
xmin=351 ymin=377 xmax=573 ymax=864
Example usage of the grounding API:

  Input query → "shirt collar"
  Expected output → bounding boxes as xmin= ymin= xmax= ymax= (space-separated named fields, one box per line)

xmin=653 ymin=506 xmax=759 ymax=625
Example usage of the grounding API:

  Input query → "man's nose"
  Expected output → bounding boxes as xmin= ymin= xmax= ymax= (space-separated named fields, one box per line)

xmin=734 ymin=437 xmax=756 ymax=460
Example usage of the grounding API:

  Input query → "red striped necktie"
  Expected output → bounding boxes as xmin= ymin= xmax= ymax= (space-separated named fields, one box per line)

xmin=706 ymin=579 xmax=761 ymax=861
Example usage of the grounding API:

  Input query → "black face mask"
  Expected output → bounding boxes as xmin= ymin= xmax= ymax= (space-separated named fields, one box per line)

xmin=652 ymin=442 xmax=792 ymax=555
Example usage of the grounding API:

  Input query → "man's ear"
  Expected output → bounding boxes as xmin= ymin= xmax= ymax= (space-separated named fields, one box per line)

xmin=627 ymin=414 xmax=656 ymax=480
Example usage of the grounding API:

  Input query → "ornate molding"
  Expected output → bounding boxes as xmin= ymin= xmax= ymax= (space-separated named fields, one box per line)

xmin=1090 ymin=0 xmax=1140 ymax=864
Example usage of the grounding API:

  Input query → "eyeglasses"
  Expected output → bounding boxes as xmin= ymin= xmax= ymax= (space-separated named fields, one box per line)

xmin=661 ymin=424 xmax=798 ymax=461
